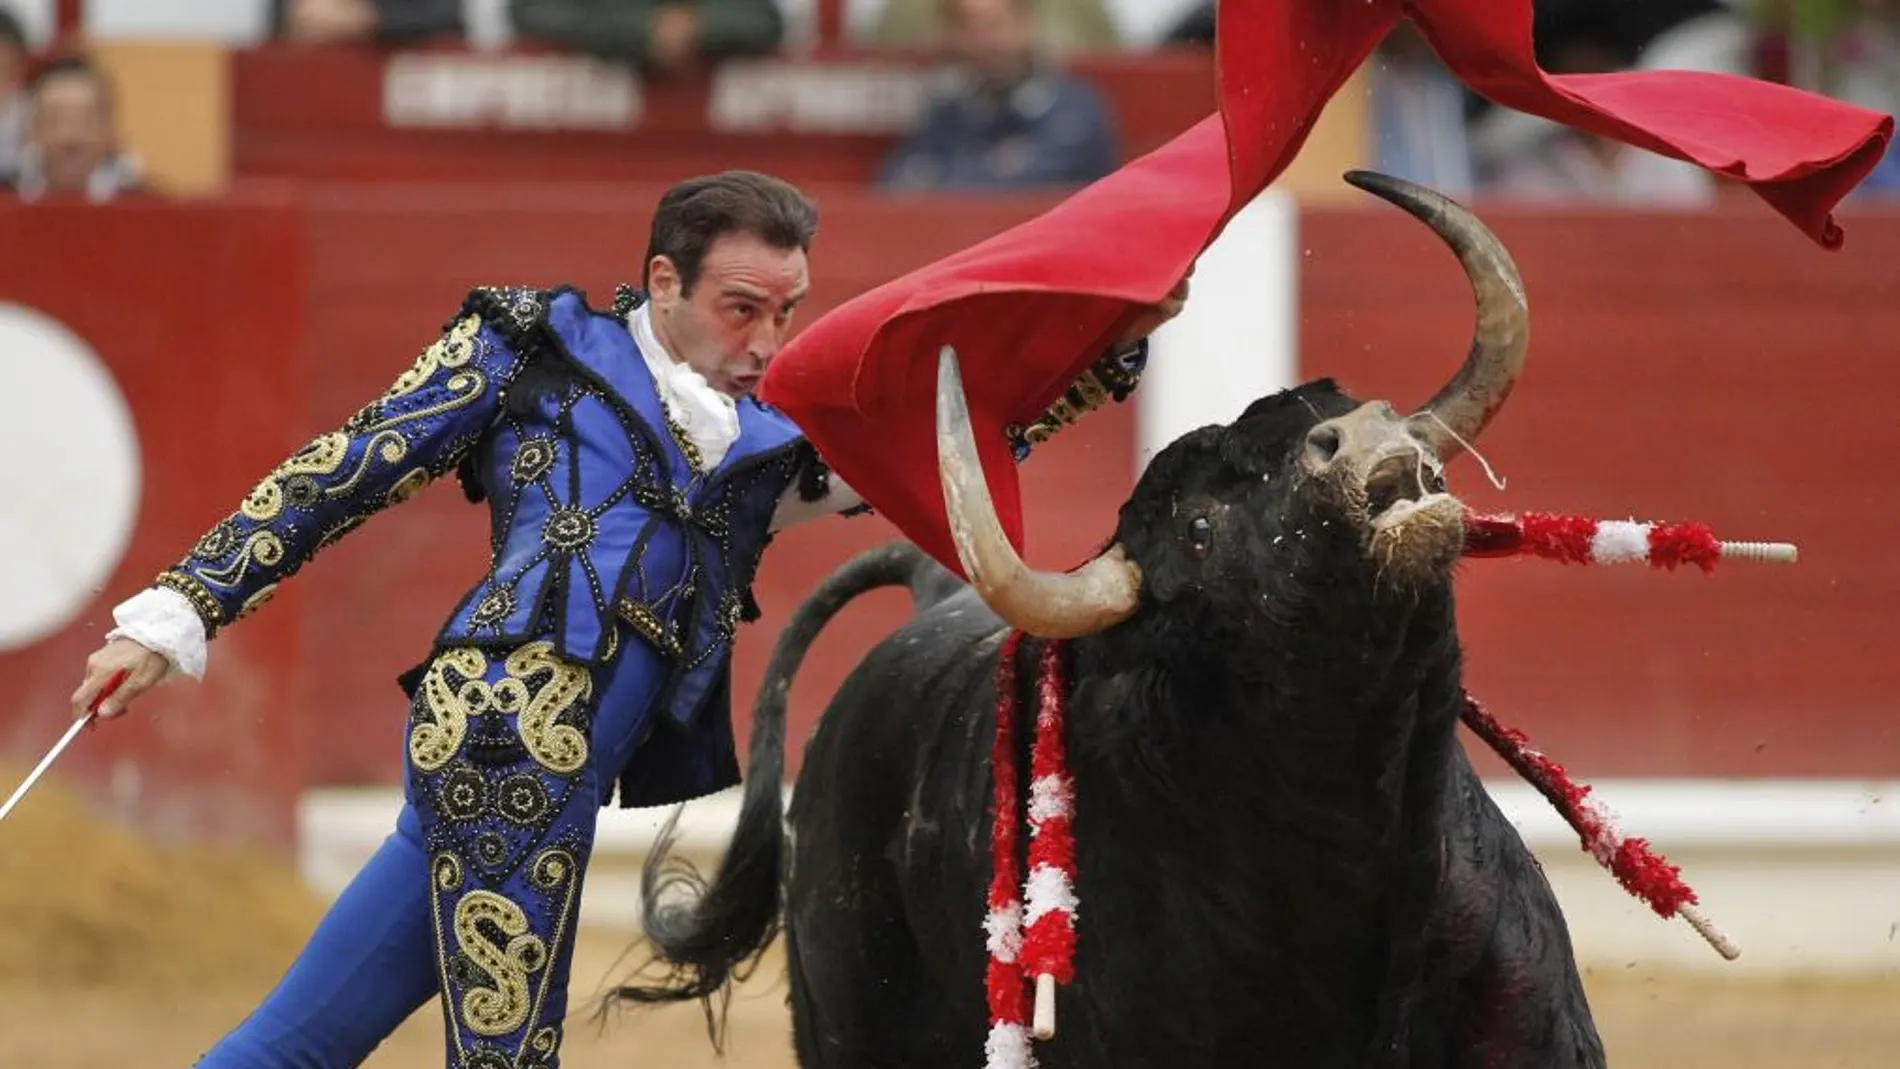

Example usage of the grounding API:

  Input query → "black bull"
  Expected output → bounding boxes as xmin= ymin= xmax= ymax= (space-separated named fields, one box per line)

xmin=614 ymin=172 xmax=1608 ymax=1068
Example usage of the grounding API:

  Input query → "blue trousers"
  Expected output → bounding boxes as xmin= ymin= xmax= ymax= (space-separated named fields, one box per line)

xmin=197 ymin=632 xmax=669 ymax=1068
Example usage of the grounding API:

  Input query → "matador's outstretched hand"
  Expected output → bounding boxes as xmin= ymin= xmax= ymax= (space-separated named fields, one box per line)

xmin=71 ymin=637 xmax=170 ymax=720
xmin=1115 ymin=270 xmax=1191 ymax=350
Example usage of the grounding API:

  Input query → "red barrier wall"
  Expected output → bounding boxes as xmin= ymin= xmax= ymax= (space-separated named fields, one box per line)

xmin=3 ymin=191 xmax=1895 ymax=855
xmin=0 ymin=195 xmax=311 ymax=851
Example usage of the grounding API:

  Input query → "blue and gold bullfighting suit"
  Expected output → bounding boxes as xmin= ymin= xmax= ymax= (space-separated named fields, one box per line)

xmin=134 ymin=284 xmax=1146 ymax=1067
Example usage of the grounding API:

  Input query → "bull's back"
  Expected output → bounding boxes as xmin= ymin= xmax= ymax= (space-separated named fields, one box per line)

xmin=789 ymin=587 xmax=1009 ymax=842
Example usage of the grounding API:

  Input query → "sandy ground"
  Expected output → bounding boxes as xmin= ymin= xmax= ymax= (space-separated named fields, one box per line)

xmin=7 ymin=936 xmax=1900 ymax=1069
xmin=4 ymin=772 xmax=1897 ymax=1068
xmin=0 ymin=929 xmax=794 ymax=1069
xmin=8 ymin=932 xmax=1900 ymax=1069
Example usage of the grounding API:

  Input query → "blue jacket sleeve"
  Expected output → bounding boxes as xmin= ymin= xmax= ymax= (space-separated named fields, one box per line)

xmin=153 ymin=297 xmax=534 ymax=637
xmin=1005 ymin=336 xmax=1149 ymax=462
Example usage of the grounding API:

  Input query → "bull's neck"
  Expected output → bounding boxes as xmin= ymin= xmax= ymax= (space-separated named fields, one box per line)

xmin=1053 ymin=595 xmax=1464 ymax=1059
xmin=1065 ymin=590 xmax=1464 ymax=870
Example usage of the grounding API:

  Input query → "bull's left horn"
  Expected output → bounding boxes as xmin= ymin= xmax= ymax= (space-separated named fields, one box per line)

xmin=935 ymin=345 xmax=1141 ymax=638
xmin=1342 ymin=170 xmax=1529 ymax=461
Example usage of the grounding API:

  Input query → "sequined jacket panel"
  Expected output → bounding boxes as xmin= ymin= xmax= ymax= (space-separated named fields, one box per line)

xmin=441 ymin=285 xmax=811 ymax=731
xmin=155 ymin=285 xmax=817 ymax=738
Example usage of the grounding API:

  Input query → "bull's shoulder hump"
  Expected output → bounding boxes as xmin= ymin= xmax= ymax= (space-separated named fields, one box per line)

xmin=852 ymin=590 xmax=1009 ymax=677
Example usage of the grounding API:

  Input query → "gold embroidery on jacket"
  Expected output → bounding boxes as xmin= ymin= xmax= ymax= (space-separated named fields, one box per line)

xmin=159 ymin=309 xmax=515 ymax=637
xmin=192 ymin=530 xmax=286 ymax=590
xmin=240 ymin=433 xmax=351 ymax=523
xmin=386 ymin=313 xmax=482 ymax=403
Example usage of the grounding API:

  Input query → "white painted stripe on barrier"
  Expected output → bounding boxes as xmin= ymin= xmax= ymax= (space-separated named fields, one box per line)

xmin=1136 ymin=189 xmax=1299 ymax=473
xmin=297 ymin=778 xmax=1900 ymax=879
xmin=296 ymin=780 xmax=1900 ymax=973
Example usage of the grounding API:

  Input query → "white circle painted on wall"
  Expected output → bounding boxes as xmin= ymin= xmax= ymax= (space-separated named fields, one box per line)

xmin=0 ymin=302 xmax=142 ymax=651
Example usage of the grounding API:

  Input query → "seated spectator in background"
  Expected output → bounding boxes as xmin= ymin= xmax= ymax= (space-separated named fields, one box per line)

xmin=873 ymin=0 xmax=1119 ymax=55
xmin=6 ymin=55 xmax=146 ymax=202
xmin=1368 ymin=22 xmax=1475 ymax=197
xmin=0 ymin=7 xmax=26 ymax=182
xmin=1750 ymin=0 xmax=1900 ymax=197
xmin=1157 ymin=0 xmax=1212 ymax=47
xmin=269 ymin=0 xmax=464 ymax=46
xmin=509 ymin=0 xmax=783 ymax=77
xmin=878 ymin=0 xmax=1119 ymax=191
xmin=1474 ymin=0 xmax=1750 ymax=204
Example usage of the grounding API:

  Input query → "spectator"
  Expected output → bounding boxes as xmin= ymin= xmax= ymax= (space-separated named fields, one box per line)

xmin=873 ymin=0 xmax=1120 ymax=55
xmin=7 ymin=55 xmax=146 ymax=202
xmin=268 ymin=0 xmax=464 ymax=46
xmin=1368 ymin=22 xmax=1476 ymax=197
xmin=1157 ymin=0 xmax=1212 ymax=47
xmin=509 ymin=0 xmax=783 ymax=77
xmin=0 ymin=7 xmax=26 ymax=182
xmin=1751 ymin=0 xmax=1900 ymax=196
xmin=877 ymin=0 xmax=1119 ymax=192
xmin=1474 ymin=0 xmax=1750 ymax=204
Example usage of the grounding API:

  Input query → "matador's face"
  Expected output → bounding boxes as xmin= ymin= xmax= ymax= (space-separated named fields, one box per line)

xmin=647 ymin=232 xmax=810 ymax=398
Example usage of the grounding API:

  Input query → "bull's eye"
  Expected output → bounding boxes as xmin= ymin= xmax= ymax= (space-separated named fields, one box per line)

xmin=1187 ymin=516 xmax=1212 ymax=550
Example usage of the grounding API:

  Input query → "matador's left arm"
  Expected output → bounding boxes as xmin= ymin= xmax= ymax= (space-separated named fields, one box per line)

xmin=769 ymin=335 xmax=1150 ymax=531
xmin=109 ymin=300 xmax=536 ymax=681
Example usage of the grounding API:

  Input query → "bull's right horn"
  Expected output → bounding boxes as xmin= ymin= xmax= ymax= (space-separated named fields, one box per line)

xmin=1342 ymin=170 xmax=1529 ymax=462
xmin=935 ymin=345 xmax=1142 ymax=639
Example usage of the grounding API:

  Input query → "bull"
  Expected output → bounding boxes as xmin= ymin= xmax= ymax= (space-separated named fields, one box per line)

xmin=613 ymin=171 xmax=1607 ymax=1069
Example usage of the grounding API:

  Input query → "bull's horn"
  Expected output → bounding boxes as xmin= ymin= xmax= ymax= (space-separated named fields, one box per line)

xmin=1342 ymin=170 xmax=1529 ymax=460
xmin=935 ymin=346 xmax=1141 ymax=638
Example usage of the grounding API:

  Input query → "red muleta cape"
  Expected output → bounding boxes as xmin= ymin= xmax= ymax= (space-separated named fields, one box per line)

xmin=759 ymin=0 xmax=1893 ymax=580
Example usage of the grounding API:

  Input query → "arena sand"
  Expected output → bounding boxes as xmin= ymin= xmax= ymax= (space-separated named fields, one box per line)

xmin=2 ymin=767 xmax=1895 ymax=1068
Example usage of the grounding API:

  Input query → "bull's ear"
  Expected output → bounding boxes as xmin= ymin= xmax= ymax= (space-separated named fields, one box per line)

xmin=1120 ymin=527 xmax=1199 ymax=604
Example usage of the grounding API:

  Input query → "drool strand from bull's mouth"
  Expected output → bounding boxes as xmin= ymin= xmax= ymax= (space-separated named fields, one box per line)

xmin=1342 ymin=171 xmax=1528 ymax=465
xmin=1365 ymin=454 xmax=1445 ymax=518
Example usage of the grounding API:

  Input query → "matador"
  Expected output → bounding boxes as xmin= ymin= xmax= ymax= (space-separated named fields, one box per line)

xmin=69 ymin=170 xmax=1187 ymax=1067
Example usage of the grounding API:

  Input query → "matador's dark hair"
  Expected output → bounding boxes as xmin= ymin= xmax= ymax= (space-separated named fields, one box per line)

xmin=642 ymin=170 xmax=818 ymax=295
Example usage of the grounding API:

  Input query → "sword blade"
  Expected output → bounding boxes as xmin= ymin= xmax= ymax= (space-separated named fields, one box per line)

xmin=0 ymin=668 xmax=129 ymax=825
xmin=0 ymin=715 xmax=92 ymax=823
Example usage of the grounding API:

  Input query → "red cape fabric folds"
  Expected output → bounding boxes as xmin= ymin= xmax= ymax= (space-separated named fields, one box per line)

xmin=759 ymin=0 xmax=1893 ymax=580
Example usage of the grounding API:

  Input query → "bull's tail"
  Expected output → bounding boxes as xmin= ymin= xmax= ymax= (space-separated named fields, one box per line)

xmin=605 ymin=541 xmax=951 ymax=1047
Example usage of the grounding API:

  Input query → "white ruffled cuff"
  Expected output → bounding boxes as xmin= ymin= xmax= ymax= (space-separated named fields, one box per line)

xmin=106 ymin=586 xmax=209 ymax=682
xmin=771 ymin=473 xmax=865 ymax=531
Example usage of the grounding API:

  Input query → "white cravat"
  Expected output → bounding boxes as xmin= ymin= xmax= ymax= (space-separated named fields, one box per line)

xmin=627 ymin=303 xmax=740 ymax=471
xmin=626 ymin=304 xmax=865 ymax=525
